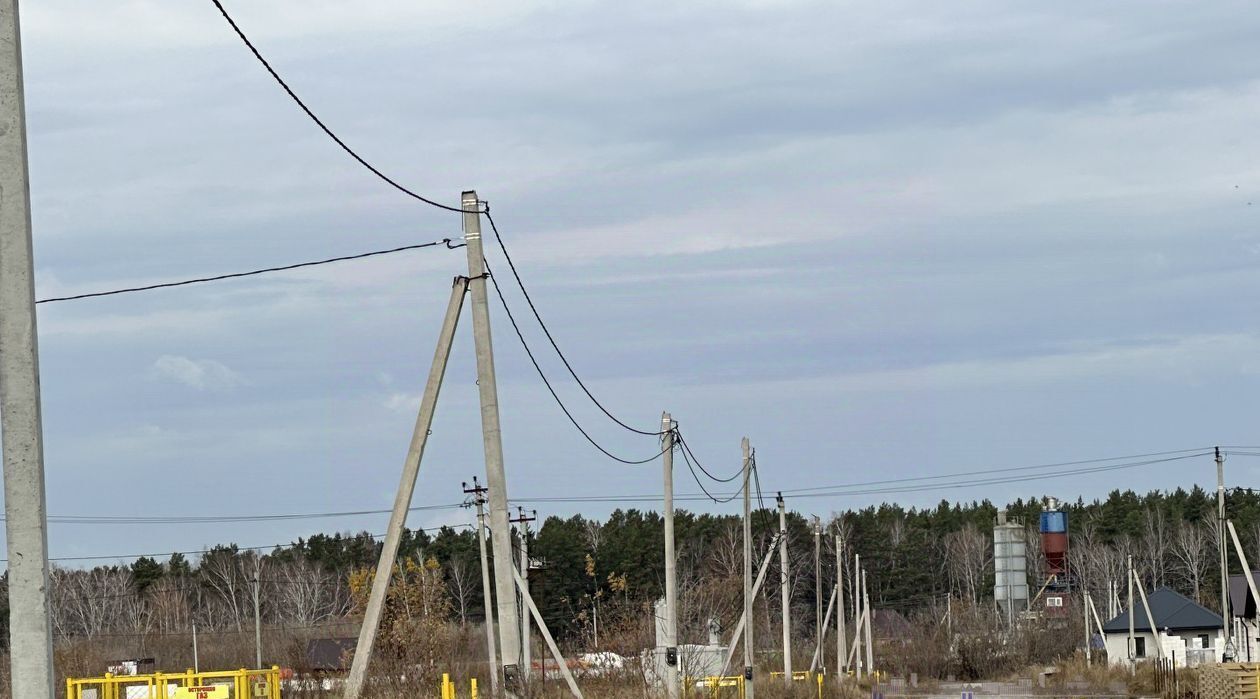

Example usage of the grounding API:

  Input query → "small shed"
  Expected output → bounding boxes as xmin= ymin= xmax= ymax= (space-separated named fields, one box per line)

xmin=306 ymin=638 xmax=356 ymax=674
xmin=1101 ymin=587 xmax=1223 ymax=666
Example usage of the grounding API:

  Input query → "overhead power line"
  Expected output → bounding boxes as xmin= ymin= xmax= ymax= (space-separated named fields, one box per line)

xmin=207 ymin=0 xmax=471 ymax=214
xmin=484 ymin=212 xmax=665 ymax=436
xmin=485 ymin=258 xmax=669 ymax=465
xmin=2 ymin=522 xmax=475 ymax=564
xmin=36 ymin=238 xmax=461 ymax=304
xmin=2 ymin=502 xmax=465 ymax=526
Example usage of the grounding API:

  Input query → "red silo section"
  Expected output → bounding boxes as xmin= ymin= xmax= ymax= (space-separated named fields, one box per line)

xmin=1043 ymin=532 xmax=1068 ymax=575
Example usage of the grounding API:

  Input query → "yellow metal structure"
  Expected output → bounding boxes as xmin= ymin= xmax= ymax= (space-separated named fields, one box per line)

xmin=686 ymin=675 xmax=746 ymax=698
xmin=437 ymin=674 xmax=481 ymax=699
xmin=66 ymin=667 xmax=282 ymax=699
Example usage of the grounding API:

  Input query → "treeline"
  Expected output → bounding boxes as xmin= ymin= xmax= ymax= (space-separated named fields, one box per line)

xmin=6 ymin=485 xmax=1260 ymax=653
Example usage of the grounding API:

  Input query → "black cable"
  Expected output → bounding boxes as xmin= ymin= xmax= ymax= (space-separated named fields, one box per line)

xmin=36 ymin=239 xmax=459 ymax=304
xmin=775 ymin=446 xmax=1216 ymax=495
xmin=2 ymin=522 xmax=475 ymax=564
xmin=484 ymin=211 xmax=666 ymax=436
xmin=485 ymin=259 xmax=668 ymax=465
xmin=676 ymin=431 xmax=744 ymax=483
xmin=207 ymin=0 xmax=471 ymax=214
xmin=7 ymin=502 xmax=465 ymax=525
xmin=677 ymin=430 xmax=741 ymax=504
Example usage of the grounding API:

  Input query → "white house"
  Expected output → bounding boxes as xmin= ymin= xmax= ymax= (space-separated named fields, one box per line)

xmin=1101 ymin=587 xmax=1224 ymax=666
xmin=1228 ymin=571 xmax=1260 ymax=661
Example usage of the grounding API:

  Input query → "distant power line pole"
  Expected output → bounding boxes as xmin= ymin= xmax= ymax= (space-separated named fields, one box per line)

xmin=0 ymin=1 xmax=56 ymax=695
xmin=661 ymin=413 xmax=680 ymax=699
xmin=512 ymin=506 xmax=537 ymax=682
xmin=814 ymin=516 xmax=823 ymax=675
xmin=835 ymin=527 xmax=845 ymax=677
xmin=778 ymin=494 xmax=792 ymax=686
xmin=1217 ymin=447 xmax=1232 ymax=658
xmin=464 ymin=478 xmax=499 ymax=697
xmin=742 ymin=438 xmax=755 ymax=699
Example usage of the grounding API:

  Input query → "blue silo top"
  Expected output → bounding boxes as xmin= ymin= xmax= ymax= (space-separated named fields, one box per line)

xmin=1040 ymin=511 xmax=1067 ymax=533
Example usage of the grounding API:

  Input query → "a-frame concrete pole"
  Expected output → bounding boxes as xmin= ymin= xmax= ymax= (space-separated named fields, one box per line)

xmin=0 ymin=1 xmax=55 ymax=696
xmin=342 ymin=275 xmax=469 ymax=699
xmin=463 ymin=191 xmax=522 ymax=693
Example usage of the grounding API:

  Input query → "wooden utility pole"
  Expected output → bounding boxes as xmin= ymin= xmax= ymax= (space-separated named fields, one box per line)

xmin=465 ymin=478 xmax=499 ymax=697
xmin=661 ymin=413 xmax=680 ymax=699
xmin=742 ymin=438 xmax=755 ymax=699
xmin=778 ymin=495 xmax=792 ymax=686
xmin=463 ymin=191 xmax=523 ymax=692
xmin=0 ymin=1 xmax=55 ymax=696
xmin=342 ymin=276 xmax=468 ymax=699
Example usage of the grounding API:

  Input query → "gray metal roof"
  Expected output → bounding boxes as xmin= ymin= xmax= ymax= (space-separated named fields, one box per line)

xmin=1101 ymin=587 xmax=1223 ymax=633
xmin=1228 ymin=572 xmax=1260 ymax=617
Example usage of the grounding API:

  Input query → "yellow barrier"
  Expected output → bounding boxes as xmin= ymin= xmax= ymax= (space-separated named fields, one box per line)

xmin=769 ymin=670 xmax=815 ymax=681
xmin=438 ymin=674 xmax=481 ymax=699
xmin=686 ymin=675 xmax=746 ymax=698
xmin=66 ymin=667 xmax=281 ymax=699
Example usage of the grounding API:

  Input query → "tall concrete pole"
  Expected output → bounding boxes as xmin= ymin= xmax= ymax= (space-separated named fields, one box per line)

xmin=814 ymin=517 xmax=822 ymax=674
xmin=662 ymin=413 xmax=680 ymax=699
xmin=1218 ymin=447 xmax=1232 ymax=657
xmin=514 ymin=507 xmax=536 ymax=681
xmin=853 ymin=553 xmax=862 ymax=677
xmin=777 ymin=495 xmax=792 ymax=685
xmin=742 ymin=437 xmax=755 ymax=699
xmin=0 ymin=1 xmax=55 ymax=696
xmin=466 ymin=480 xmax=500 ymax=697
xmin=253 ymin=557 xmax=263 ymax=669
xmin=463 ymin=191 xmax=523 ymax=692
xmin=835 ymin=529 xmax=845 ymax=676
xmin=342 ymin=276 xmax=468 ymax=699
xmin=1127 ymin=554 xmax=1135 ymax=673
xmin=862 ymin=569 xmax=874 ymax=677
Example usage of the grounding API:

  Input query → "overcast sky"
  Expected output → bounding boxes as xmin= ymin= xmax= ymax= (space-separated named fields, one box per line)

xmin=6 ymin=0 xmax=1260 ymax=565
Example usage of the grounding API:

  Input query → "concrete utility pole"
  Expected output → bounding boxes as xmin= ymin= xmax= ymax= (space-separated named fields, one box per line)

xmin=465 ymin=478 xmax=499 ymax=697
xmin=661 ymin=413 xmax=680 ymax=699
xmin=1134 ymin=559 xmax=1144 ymax=675
xmin=836 ymin=529 xmax=845 ymax=676
xmin=342 ymin=275 xmax=468 ymax=699
xmin=0 ymin=1 xmax=55 ymax=696
xmin=1217 ymin=447 xmax=1232 ymax=657
xmin=513 ymin=507 xmax=537 ymax=681
xmin=853 ymin=553 xmax=862 ymax=676
xmin=463 ymin=190 xmax=523 ymax=692
xmin=814 ymin=516 xmax=822 ymax=674
xmin=253 ymin=557 xmax=263 ymax=669
xmin=742 ymin=437 xmax=755 ymax=699
xmin=192 ymin=623 xmax=199 ymax=673
xmin=777 ymin=495 xmax=792 ymax=686
xmin=862 ymin=569 xmax=874 ymax=677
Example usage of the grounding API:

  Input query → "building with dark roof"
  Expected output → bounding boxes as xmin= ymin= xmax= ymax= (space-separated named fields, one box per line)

xmin=1227 ymin=571 xmax=1260 ymax=661
xmin=1100 ymin=587 xmax=1223 ymax=666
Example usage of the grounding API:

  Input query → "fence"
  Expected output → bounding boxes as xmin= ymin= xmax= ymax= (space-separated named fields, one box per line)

xmin=66 ymin=667 xmax=281 ymax=699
